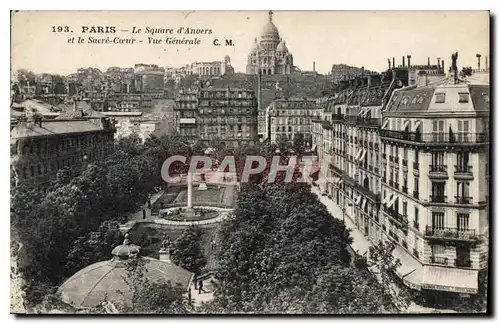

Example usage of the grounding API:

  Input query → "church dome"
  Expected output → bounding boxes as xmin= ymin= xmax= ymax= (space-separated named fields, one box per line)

xmin=58 ymin=234 xmax=194 ymax=309
xmin=260 ymin=11 xmax=280 ymax=43
xmin=276 ymin=39 xmax=288 ymax=53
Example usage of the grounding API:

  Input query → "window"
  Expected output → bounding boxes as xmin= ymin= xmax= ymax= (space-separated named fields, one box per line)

xmin=457 ymin=213 xmax=469 ymax=231
xmin=432 ymin=120 xmax=446 ymax=142
xmin=431 ymin=182 xmax=445 ymax=199
xmin=432 ymin=212 xmax=445 ymax=229
xmin=435 ymin=93 xmax=446 ymax=103
xmin=403 ymin=147 xmax=408 ymax=161
xmin=431 ymin=151 xmax=445 ymax=167
xmin=458 ymin=93 xmax=469 ymax=103
xmin=414 ymin=207 xmax=419 ymax=228
xmin=456 ymin=182 xmax=470 ymax=202
xmin=431 ymin=244 xmax=447 ymax=264
xmin=403 ymin=201 xmax=407 ymax=216
xmin=457 ymin=151 xmax=470 ymax=171
xmin=457 ymin=120 xmax=470 ymax=142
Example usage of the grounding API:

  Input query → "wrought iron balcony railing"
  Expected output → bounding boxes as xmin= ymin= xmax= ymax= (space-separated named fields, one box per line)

xmin=425 ymin=226 xmax=478 ymax=242
xmin=430 ymin=195 xmax=447 ymax=203
xmin=455 ymin=258 xmax=473 ymax=268
xmin=380 ymin=130 xmax=488 ymax=144
xmin=431 ymin=256 xmax=449 ymax=265
xmin=455 ymin=196 xmax=472 ymax=204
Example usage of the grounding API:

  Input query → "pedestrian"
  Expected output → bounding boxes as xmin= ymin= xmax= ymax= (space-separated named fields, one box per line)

xmin=198 ymin=280 xmax=204 ymax=294
xmin=142 ymin=209 xmax=146 ymax=220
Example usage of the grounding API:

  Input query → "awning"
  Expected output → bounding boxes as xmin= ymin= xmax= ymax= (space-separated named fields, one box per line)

xmin=392 ymin=246 xmax=423 ymax=290
xmin=403 ymin=120 xmax=410 ymax=130
xmin=387 ymin=195 xmax=398 ymax=209
xmin=421 ymin=266 xmax=478 ymax=294
xmin=359 ymin=150 xmax=367 ymax=162
xmin=355 ymin=149 xmax=363 ymax=160
xmin=413 ymin=120 xmax=421 ymax=132
xmin=382 ymin=119 xmax=390 ymax=129
xmin=360 ymin=197 xmax=367 ymax=210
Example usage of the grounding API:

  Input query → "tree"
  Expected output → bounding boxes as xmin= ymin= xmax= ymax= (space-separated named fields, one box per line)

xmin=120 ymin=257 xmax=190 ymax=314
xmin=292 ymin=133 xmax=305 ymax=156
xmin=304 ymin=265 xmax=395 ymax=314
xmin=66 ymin=220 xmax=124 ymax=275
xmin=169 ymin=226 xmax=207 ymax=276
xmin=209 ymin=184 xmax=354 ymax=313
xmin=369 ymin=240 xmax=414 ymax=311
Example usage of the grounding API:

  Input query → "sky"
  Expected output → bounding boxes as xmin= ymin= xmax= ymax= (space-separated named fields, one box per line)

xmin=11 ymin=10 xmax=490 ymax=76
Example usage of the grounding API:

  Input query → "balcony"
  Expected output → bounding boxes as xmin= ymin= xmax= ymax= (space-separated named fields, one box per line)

xmin=454 ymin=165 xmax=473 ymax=180
xmin=355 ymin=183 xmax=381 ymax=203
xmin=374 ymin=167 xmax=379 ymax=174
xmin=394 ymin=157 xmax=399 ymax=164
xmin=429 ymin=165 xmax=448 ymax=179
xmin=425 ymin=226 xmax=478 ymax=242
xmin=382 ymin=177 xmax=387 ymax=183
xmin=389 ymin=179 xmax=394 ymax=187
xmin=382 ymin=153 xmax=387 ymax=160
xmin=393 ymin=182 xmax=400 ymax=190
xmin=374 ymin=143 xmax=379 ymax=151
xmin=413 ymin=162 xmax=419 ymax=170
xmin=402 ymin=186 xmax=408 ymax=194
xmin=430 ymin=195 xmax=447 ymax=203
xmin=455 ymin=258 xmax=473 ymax=268
xmin=380 ymin=130 xmax=488 ymax=144
xmin=455 ymin=196 xmax=472 ymax=204
xmin=389 ymin=156 xmax=394 ymax=162
xmin=413 ymin=249 xmax=420 ymax=259
xmin=431 ymin=256 xmax=449 ymax=265
xmin=402 ymin=159 xmax=408 ymax=167
xmin=413 ymin=221 xmax=420 ymax=230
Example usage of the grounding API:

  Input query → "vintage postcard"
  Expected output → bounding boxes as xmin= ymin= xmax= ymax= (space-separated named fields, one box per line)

xmin=10 ymin=10 xmax=490 ymax=315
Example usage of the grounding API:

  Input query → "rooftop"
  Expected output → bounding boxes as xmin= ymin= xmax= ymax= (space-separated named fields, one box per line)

xmin=58 ymin=234 xmax=194 ymax=309
xmin=11 ymin=119 xmax=105 ymax=139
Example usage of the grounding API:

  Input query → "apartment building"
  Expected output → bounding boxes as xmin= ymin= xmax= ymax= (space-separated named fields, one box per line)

xmin=311 ymin=56 xmax=489 ymax=298
xmin=265 ymin=98 xmax=317 ymax=146
xmin=174 ymin=87 xmax=259 ymax=148
xmin=379 ymin=71 xmax=489 ymax=296
xmin=10 ymin=117 xmax=115 ymax=186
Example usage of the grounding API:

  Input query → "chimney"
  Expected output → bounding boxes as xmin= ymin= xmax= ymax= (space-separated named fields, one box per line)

xmin=441 ymin=59 xmax=445 ymax=73
xmin=407 ymin=55 xmax=411 ymax=68
xmin=392 ymin=57 xmax=395 ymax=69
xmin=388 ymin=58 xmax=391 ymax=69
xmin=476 ymin=54 xmax=482 ymax=71
xmin=73 ymin=100 xmax=77 ymax=112
xmin=361 ymin=66 xmax=365 ymax=77
xmin=402 ymin=56 xmax=405 ymax=67
xmin=313 ymin=61 xmax=316 ymax=72
xmin=437 ymin=57 xmax=441 ymax=68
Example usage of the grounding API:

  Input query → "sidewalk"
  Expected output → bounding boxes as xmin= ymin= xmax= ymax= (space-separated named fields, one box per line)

xmin=311 ymin=186 xmax=445 ymax=314
xmin=311 ymin=186 xmax=370 ymax=256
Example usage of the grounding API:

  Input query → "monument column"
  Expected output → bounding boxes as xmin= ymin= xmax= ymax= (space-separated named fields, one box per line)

xmin=187 ymin=170 xmax=193 ymax=208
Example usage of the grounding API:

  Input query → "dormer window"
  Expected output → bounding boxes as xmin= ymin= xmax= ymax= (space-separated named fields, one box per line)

xmin=458 ymin=93 xmax=469 ymax=103
xmin=435 ymin=93 xmax=445 ymax=103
